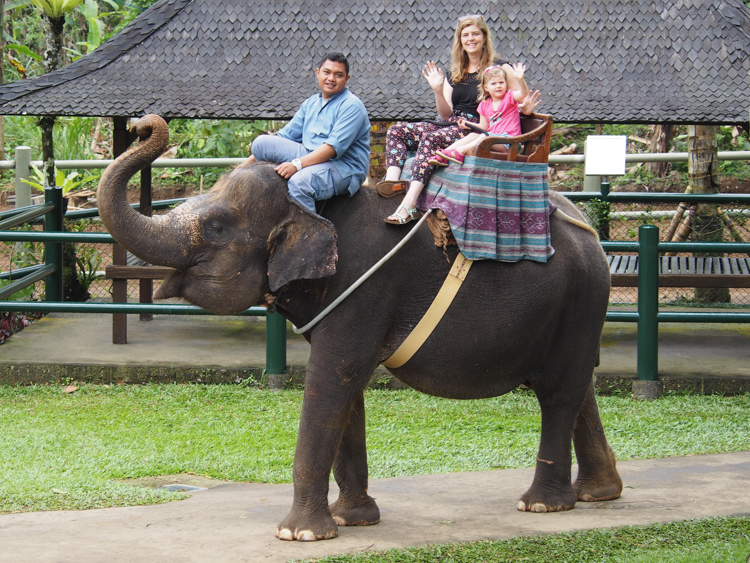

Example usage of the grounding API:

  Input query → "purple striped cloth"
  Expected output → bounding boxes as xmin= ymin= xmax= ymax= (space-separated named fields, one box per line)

xmin=409 ymin=155 xmax=555 ymax=262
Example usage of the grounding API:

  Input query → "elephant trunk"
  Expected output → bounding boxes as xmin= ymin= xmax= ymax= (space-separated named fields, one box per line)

xmin=97 ymin=115 xmax=192 ymax=271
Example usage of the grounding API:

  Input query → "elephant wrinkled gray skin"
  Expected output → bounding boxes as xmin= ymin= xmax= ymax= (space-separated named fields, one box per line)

xmin=98 ymin=115 xmax=622 ymax=542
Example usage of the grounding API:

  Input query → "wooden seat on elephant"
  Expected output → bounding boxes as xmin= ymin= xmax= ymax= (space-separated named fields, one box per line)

xmin=471 ymin=112 xmax=553 ymax=164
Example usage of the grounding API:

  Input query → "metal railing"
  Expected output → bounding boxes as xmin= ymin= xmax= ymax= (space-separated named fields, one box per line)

xmin=3 ymin=151 xmax=750 ymax=381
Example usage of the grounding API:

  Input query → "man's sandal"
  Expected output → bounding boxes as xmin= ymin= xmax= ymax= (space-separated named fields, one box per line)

xmin=428 ymin=154 xmax=448 ymax=167
xmin=384 ymin=204 xmax=419 ymax=225
xmin=375 ymin=180 xmax=407 ymax=198
xmin=437 ymin=148 xmax=464 ymax=165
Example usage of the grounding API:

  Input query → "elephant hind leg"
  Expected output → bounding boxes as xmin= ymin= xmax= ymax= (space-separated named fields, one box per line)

xmin=329 ymin=392 xmax=380 ymax=527
xmin=572 ymin=382 xmax=623 ymax=502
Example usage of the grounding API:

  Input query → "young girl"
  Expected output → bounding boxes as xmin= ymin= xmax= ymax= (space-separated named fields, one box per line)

xmin=431 ymin=63 xmax=529 ymax=166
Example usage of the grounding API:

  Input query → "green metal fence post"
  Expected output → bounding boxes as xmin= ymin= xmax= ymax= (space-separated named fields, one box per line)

xmin=43 ymin=184 xmax=64 ymax=302
xmin=265 ymin=311 xmax=287 ymax=386
xmin=637 ymin=225 xmax=659 ymax=381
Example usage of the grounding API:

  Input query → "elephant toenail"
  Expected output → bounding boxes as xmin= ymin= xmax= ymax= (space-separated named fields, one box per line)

xmin=297 ymin=529 xmax=316 ymax=541
xmin=517 ymin=501 xmax=527 ymax=511
xmin=276 ymin=528 xmax=293 ymax=541
xmin=532 ymin=503 xmax=548 ymax=513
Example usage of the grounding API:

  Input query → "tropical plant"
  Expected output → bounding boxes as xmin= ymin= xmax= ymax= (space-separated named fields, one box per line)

xmin=20 ymin=163 xmax=96 ymax=195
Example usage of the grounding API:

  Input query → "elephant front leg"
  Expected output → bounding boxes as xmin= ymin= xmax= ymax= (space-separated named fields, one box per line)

xmin=276 ymin=365 xmax=375 ymax=542
xmin=572 ymin=383 xmax=623 ymax=502
xmin=517 ymin=401 xmax=578 ymax=513
xmin=329 ymin=392 xmax=380 ymax=527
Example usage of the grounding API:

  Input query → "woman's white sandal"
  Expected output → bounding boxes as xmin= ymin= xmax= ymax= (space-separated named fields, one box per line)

xmin=384 ymin=204 xmax=419 ymax=225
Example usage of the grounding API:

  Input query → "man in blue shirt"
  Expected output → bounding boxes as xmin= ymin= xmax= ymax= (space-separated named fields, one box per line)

xmin=239 ymin=53 xmax=371 ymax=213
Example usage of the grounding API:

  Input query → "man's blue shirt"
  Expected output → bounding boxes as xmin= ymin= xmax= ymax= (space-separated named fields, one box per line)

xmin=277 ymin=87 xmax=370 ymax=196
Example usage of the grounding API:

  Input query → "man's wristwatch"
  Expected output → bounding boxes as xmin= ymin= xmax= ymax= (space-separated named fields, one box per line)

xmin=292 ymin=158 xmax=302 ymax=172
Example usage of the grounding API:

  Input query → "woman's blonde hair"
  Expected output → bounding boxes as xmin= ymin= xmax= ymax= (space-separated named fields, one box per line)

xmin=449 ymin=15 xmax=497 ymax=83
xmin=477 ymin=65 xmax=507 ymax=102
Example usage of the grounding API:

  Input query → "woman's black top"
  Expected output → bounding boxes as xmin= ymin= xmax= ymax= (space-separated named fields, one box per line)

xmin=448 ymin=59 xmax=508 ymax=119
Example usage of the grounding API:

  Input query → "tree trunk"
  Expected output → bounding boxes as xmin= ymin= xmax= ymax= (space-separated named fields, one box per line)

xmin=0 ymin=0 xmax=5 ymax=160
xmin=645 ymin=124 xmax=673 ymax=177
xmin=688 ymin=125 xmax=729 ymax=303
xmin=39 ymin=14 xmax=65 ymax=188
xmin=38 ymin=13 xmax=88 ymax=301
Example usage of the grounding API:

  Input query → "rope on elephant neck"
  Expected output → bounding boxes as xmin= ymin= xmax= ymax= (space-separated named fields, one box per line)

xmin=292 ymin=208 xmax=433 ymax=335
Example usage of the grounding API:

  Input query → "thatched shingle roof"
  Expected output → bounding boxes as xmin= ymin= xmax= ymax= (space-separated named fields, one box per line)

xmin=1 ymin=0 xmax=749 ymax=123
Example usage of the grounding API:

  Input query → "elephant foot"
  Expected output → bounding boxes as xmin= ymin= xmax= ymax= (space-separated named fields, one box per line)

xmin=517 ymin=484 xmax=577 ymax=513
xmin=329 ymin=495 xmax=380 ymax=526
xmin=574 ymin=471 xmax=623 ymax=502
xmin=276 ymin=509 xmax=338 ymax=541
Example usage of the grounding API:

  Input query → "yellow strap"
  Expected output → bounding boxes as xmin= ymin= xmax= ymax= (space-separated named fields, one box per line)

xmin=382 ymin=252 xmax=473 ymax=369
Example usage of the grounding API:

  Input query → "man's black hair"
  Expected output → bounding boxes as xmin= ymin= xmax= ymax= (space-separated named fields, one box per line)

xmin=319 ymin=52 xmax=349 ymax=76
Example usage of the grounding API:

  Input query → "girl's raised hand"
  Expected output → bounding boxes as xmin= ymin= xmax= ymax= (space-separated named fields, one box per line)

xmin=422 ymin=61 xmax=445 ymax=91
xmin=519 ymin=90 xmax=542 ymax=115
xmin=511 ymin=62 xmax=527 ymax=80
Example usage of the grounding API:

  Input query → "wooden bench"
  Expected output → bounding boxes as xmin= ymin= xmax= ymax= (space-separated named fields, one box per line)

xmin=608 ymin=255 xmax=750 ymax=288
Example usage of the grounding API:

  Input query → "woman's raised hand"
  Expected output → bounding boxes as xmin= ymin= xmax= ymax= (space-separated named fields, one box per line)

xmin=511 ymin=62 xmax=527 ymax=80
xmin=422 ymin=61 xmax=445 ymax=91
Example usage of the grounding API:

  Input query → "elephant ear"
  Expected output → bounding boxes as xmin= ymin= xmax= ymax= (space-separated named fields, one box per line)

xmin=267 ymin=210 xmax=338 ymax=292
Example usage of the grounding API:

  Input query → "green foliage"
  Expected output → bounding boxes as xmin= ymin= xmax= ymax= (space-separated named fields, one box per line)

xmin=21 ymin=163 xmax=96 ymax=195
xmin=64 ymin=0 xmax=120 ymax=60
xmin=0 ymin=225 xmax=44 ymax=300
xmin=172 ymin=119 xmax=274 ymax=159
xmin=66 ymin=220 xmax=104 ymax=290
xmin=29 ymin=0 xmax=84 ymax=18
xmin=0 ymin=278 xmax=36 ymax=300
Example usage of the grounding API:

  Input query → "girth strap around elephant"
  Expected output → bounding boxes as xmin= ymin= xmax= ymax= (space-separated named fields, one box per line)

xmin=382 ymin=252 xmax=473 ymax=369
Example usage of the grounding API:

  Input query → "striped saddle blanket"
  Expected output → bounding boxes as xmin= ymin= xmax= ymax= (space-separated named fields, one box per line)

xmin=410 ymin=155 xmax=555 ymax=262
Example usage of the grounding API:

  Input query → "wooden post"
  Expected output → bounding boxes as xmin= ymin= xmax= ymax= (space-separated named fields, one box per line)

xmin=111 ymin=117 xmax=129 ymax=343
xmin=139 ymin=165 xmax=153 ymax=321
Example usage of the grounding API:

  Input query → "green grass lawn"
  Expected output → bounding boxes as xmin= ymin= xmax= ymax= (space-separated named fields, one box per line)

xmin=1 ymin=385 xmax=748 ymax=514
xmin=301 ymin=517 xmax=750 ymax=563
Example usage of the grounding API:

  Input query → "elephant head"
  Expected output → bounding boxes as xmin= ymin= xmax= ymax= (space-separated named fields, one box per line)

xmin=97 ymin=114 xmax=338 ymax=314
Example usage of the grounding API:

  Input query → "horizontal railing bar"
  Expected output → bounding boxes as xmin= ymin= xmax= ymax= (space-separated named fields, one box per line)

xmin=563 ymin=192 xmax=750 ymax=203
xmin=657 ymin=312 xmax=750 ymax=322
xmin=658 ymin=242 xmax=750 ymax=253
xmin=600 ymin=242 xmax=641 ymax=252
xmin=605 ymin=311 xmax=639 ymax=322
xmin=0 ymin=232 xmax=114 ymax=243
xmin=2 ymin=158 xmax=246 ymax=170
xmin=3 ymin=152 xmax=750 ymax=170
xmin=1 ymin=198 xmax=191 ymax=222
xmin=605 ymin=310 xmax=750 ymax=322
xmin=0 ymin=301 xmax=269 ymax=315
xmin=64 ymin=197 xmax=190 ymax=219
xmin=0 ymin=264 xmax=45 ymax=281
xmin=0 ymin=264 xmax=55 ymax=300
xmin=0 ymin=202 xmax=55 ymax=230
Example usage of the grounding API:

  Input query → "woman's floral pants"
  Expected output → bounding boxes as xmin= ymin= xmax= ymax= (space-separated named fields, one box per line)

xmin=385 ymin=114 xmax=477 ymax=185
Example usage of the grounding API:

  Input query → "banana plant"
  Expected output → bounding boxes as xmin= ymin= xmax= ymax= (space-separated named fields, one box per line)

xmin=20 ymin=164 xmax=95 ymax=195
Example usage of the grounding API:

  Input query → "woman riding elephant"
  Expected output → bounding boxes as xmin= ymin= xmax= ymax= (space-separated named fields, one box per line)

xmin=377 ymin=14 xmax=541 ymax=225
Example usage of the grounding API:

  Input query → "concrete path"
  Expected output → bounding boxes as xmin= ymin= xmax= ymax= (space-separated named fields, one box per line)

xmin=1 ymin=452 xmax=749 ymax=563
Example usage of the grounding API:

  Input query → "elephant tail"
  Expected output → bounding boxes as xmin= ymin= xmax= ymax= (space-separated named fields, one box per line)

xmin=553 ymin=209 xmax=599 ymax=240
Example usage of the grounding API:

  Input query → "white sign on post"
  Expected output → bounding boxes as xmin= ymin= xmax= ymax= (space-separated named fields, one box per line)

xmin=584 ymin=135 xmax=627 ymax=176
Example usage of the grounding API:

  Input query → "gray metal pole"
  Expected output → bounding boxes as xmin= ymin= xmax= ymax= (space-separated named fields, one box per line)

xmin=14 ymin=146 xmax=32 ymax=208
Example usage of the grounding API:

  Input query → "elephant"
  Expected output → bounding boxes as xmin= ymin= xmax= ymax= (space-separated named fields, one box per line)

xmin=98 ymin=114 xmax=622 ymax=542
